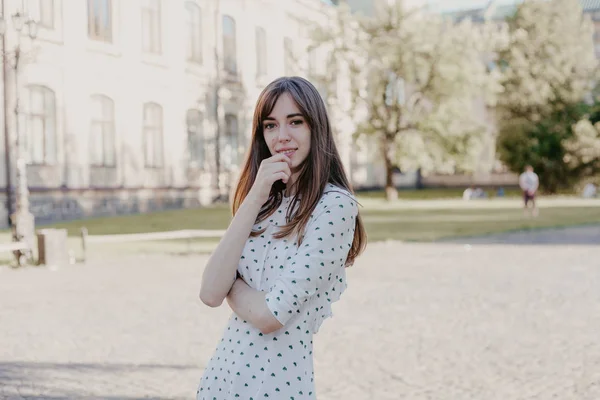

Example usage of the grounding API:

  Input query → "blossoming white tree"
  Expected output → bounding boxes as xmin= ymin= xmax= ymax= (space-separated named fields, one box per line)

xmin=313 ymin=0 xmax=507 ymax=199
xmin=498 ymin=0 xmax=597 ymax=122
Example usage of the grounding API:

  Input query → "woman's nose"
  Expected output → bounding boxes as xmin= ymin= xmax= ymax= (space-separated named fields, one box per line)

xmin=278 ymin=126 xmax=291 ymax=141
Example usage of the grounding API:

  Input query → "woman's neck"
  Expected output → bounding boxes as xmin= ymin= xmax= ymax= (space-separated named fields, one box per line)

xmin=284 ymin=174 xmax=299 ymax=197
xmin=284 ymin=186 xmax=295 ymax=198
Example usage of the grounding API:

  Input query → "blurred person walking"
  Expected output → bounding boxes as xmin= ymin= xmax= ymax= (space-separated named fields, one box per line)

xmin=519 ymin=165 xmax=539 ymax=217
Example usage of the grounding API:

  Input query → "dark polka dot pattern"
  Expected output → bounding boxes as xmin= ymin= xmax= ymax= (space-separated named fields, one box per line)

xmin=197 ymin=184 xmax=357 ymax=399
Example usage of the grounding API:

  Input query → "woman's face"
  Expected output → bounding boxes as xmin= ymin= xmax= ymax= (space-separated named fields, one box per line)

xmin=262 ymin=92 xmax=311 ymax=172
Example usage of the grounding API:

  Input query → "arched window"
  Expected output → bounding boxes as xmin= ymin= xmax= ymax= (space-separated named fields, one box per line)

xmin=24 ymin=85 xmax=57 ymax=164
xmin=186 ymin=109 xmax=204 ymax=167
xmin=222 ymin=15 xmax=237 ymax=73
xmin=141 ymin=0 xmax=162 ymax=53
xmin=255 ymin=26 xmax=267 ymax=77
xmin=88 ymin=0 xmax=112 ymax=42
xmin=90 ymin=95 xmax=116 ymax=167
xmin=185 ymin=2 xmax=202 ymax=63
xmin=28 ymin=0 xmax=54 ymax=29
xmin=222 ymin=113 xmax=239 ymax=168
xmin=143 ymin=102 xmax=163 ymax=167
xmin=284 ymin=37 xmax=294 ymax=76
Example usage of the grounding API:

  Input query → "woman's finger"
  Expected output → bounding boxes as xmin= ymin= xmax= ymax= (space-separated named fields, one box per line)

xmin=266 ymin=153 xmax=292 ymax=166
xmin=283 ymin=163 xmax=292 ymax=178
xmin=276 ymin=171 xmax=289 ymax=184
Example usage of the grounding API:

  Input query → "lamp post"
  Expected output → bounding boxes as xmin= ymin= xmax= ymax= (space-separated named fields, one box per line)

xmin=0 ymin=7 xmax=38 ymax=265
xmin=213 ymin=0 xmax=222 ymax=201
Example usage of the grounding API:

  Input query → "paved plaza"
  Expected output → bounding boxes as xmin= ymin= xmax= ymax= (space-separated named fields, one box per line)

xmin=1 ymin=240 xmax=599 ymax=399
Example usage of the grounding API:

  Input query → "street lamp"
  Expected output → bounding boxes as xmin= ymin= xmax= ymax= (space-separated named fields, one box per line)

xmin=0 ymin=9 xmax=38 ymax=265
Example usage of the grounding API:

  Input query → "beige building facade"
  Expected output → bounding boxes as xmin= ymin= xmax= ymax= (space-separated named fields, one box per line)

xmin=0 ymin=0 xmax=372 ymax=227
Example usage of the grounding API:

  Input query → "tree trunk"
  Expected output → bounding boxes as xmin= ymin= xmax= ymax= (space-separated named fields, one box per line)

xmin=383 ymin=137 xmax=398 ymax=201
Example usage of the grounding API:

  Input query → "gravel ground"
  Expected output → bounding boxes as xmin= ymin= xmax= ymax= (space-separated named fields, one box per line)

xmin=1 ymin=240 xmax=599 ymax=399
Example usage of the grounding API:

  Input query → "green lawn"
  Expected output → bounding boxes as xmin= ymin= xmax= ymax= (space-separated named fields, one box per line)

xmin=0 ymin=194 xmax=593 ymax=263
xmin=42 ymin=198 xmax=599 ymax=243
xmin=361 ymin=206 xmax=599 ymax=242
xmin=357 ymin=187 xmax=524 ymax=200
xmin=1 ymin=192 xmax=595 ymax=265
xmin=49 ymin=205 xmax=233 ymax=236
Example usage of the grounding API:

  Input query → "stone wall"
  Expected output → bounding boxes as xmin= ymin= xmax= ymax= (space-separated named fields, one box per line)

xmin=0 ymin=187 xmax=210 ymax=228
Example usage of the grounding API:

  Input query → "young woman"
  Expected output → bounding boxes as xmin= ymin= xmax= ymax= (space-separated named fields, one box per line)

xmin=197 ymin=76 xmax=367 ymax=399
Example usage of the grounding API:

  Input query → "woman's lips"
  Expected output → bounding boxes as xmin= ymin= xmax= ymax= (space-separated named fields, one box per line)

xmin=278 ymin=149 xmax=297 ymax=157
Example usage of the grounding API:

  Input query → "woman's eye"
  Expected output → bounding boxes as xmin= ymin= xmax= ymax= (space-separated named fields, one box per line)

xmin=290 ymin=119 xmax=303 ymax=126
xmin=264 ymin=123 xmax=275 ymax=130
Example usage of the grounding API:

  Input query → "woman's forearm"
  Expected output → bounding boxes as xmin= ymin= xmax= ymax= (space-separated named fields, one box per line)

xmin=226 ymin=278 xmax=282 ymax=334
xmin=199 ymin=196 xmax=263 ymax=307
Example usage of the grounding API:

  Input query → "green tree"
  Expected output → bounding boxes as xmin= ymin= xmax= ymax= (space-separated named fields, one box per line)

xmin=497 ymin=103 xmax=593 ymax=192
xmin=496 ymin=0 xmax=599 ymax=192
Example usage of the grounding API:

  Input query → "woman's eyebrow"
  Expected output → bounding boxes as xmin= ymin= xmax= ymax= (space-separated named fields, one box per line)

xmin=263 ymin=113 xmax=303 ymax=121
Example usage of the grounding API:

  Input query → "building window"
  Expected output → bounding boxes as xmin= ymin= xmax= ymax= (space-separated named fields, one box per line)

xmin=28 ymin=0 xmax=54 ymax=29
xmin=222 ymin=15 xmax=237 ymax=74
xmin=185 ymin=2 xmax=202 ymax=63
xmin=143 ymin=103 xmax=164 ymax=168
xmin=284 ymin=37 xmax=294 ymax=76
xmin=328 ymin=57 xmax=339 ymax=100
xmin=313 ymin=80 xmax=328 ymax=105
xmin=88 ymin=0 xmax=112 ymax=42
xmin=256 ymin=27 xmax=267 ymax=77
xmin=186 ymin=109 xmax=204 ymax=167
xmin=222 ymin=113 xmax=238 ymax=168
xmin=142 ymin=0 xmax=161 ymax=54
xmin=24 ymin=85 xmax=57 ymax=165
xmin=311 ymin=50 xmax=334 ymax=103
xmin=594 ymin=20 xmax=600 ymax=42
xmin=308 ymin=46 xmax=318 ymax=83
xmin=90 ymin=95 xmax=116 ymax=167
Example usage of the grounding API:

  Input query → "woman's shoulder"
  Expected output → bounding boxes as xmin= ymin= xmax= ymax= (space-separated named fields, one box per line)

xmin=316 ymin=184 xmax=359 ymax=213
xmin=322 ymin=183 xmax=356 ymax=200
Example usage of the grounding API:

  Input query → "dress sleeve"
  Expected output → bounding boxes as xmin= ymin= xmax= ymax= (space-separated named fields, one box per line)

xmin=264 ymin=193 xmax=358 ymax=326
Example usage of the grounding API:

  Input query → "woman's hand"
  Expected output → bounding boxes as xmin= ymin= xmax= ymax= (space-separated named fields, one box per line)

xmin=247 ymin=153 xmax=292 ymax=206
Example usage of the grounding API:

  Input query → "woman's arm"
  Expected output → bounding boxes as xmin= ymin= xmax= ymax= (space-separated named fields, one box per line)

xmin=226 ymin=277 xmax=283 ymax=334
xmin=199 ymin=154 xmax=291 ymax=308
xmin=199 ymin=197 xmax=263 ymax=307
xmin=227 ymin=193 xmax=358 ymax=334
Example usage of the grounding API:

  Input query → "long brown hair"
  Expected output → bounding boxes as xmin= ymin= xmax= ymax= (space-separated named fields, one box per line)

xmin=232 ymin=77 xmax=366 ymax=266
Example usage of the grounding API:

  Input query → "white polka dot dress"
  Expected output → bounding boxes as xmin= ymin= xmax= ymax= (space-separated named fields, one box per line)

xmin=197 ymin=184 xmax=358 ymax=400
